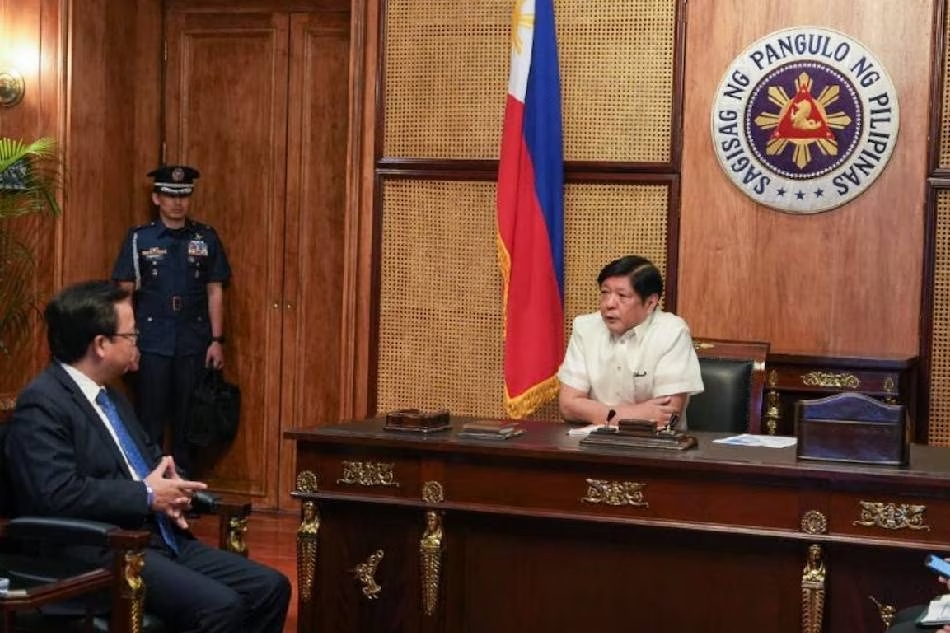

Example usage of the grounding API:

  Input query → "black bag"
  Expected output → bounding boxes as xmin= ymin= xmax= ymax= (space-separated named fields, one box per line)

xmin=186 ymin=368 xmax=241 ymax=447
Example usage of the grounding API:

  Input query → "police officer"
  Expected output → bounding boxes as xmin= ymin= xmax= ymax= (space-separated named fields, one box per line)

xmin=112 ymin=165 xmax=231 ymax=472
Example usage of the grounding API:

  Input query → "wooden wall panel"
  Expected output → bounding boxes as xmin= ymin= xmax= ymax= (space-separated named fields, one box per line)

xmin=63 ymin=0 xmax=162 ymax=287
xmin=679 ymin=0 xmax=932 ymax=356
xmin=0 ymin=0 xmax=65 ymax=408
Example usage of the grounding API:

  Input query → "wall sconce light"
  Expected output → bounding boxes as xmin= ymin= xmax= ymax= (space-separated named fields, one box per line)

xmin=0 ymin=69 xmax=25 ymax=107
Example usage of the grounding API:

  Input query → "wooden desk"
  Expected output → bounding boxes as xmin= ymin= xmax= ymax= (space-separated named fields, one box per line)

xmin=288 ymin=418 xmax=950 ymax=633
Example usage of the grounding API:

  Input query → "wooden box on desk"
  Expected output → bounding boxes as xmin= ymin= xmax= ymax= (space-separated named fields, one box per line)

xmin=794 ymin=392 xmax=908 ymax=466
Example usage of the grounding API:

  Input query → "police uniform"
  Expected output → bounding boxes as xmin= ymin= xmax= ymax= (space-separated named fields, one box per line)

xmin=111 ymin=165 xmax=231 ymax=471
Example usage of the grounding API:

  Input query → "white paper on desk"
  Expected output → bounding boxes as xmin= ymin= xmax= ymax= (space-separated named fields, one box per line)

xmin=567 ymin=424 xmax=604 ymax=437
xmin=919 ymin=594 xmax=950 ymax=625
xmin=713 ymin=434 xmax=797 ymax=448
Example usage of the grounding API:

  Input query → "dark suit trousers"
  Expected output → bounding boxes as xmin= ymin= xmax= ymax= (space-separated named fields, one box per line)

xmin=134 ymin=352 xmax=204 ymax=471
xmin=143 ymin=537 xmax=290 ymax=633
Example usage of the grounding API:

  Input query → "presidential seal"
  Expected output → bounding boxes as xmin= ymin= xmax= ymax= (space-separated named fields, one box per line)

xmin=711 ymin=27 xmax=899 ymax=214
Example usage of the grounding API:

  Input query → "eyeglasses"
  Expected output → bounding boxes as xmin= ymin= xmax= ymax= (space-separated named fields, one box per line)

xmin=111 ymin=329 xmax=140 ymax=343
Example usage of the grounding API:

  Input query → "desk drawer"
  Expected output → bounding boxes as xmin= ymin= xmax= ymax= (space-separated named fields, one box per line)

xmin=296 ymin=445 xmax=423 ymax=501
xmin=439 ymin=457 xmax=813 ymax=534
xmin=827 ymin=490 xmax=950 ymax=546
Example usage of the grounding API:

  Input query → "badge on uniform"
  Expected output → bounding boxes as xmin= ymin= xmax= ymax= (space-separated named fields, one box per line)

xmin=188 ymin=240 xmax=208 ymax=257
xmin=140 ymin=246 xmax=167 ymax=261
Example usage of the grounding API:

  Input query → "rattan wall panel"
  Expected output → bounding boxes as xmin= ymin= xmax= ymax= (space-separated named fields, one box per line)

xmin=377 ymin=180 xmax=670 ymax=419
xmin=377 ymin=180 xmax=505 ymax=416
xmin=929 ymin=191 xmax=950 ymax=445
xmin=557 ymin=0 xmax=675 ymax=162
xmin=940 ymin=4 xmax=950 ymax=168
xmin=383 ymin=1 xmax=509 ymax=160
xmin=562 ymin=183 xmax=669 ymax=320
xmin=382 ymin=0 xmax=676 ymax=162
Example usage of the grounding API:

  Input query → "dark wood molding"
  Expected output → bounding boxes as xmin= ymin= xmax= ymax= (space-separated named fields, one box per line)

xmin=669 ymin=0 xmax=688 ymax=172
xmin=919 ymin=186 xmax=939 ymax=444
xmin=367 ymin=171 xmax=385 ymax=418
xmin=376 ymin=158 xmax=681 ymax=181
xmin=928 ymin=0 xmax=947 ymax=175
xmin=376 ymin=159 xmax=498 ymax=180
xmin=339 ymin=0 xmax=371 ymax=422
xmin=920 ymin=0 xmax=948 ymax=444
xmin=665 ymin=177 xmax=681 ymax=314
xmin=163 ymin=0 xmax=350 ymax=12
xmin=373 ymin=0 xmax=389 ymax=166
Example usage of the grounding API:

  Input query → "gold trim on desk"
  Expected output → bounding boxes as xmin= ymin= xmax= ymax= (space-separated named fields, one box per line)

xmin=295 ymin=471 xmax=321 ymax=603
xmin=420 ymin=510 xmax=443 ymax=616
xmin=801 ymin=544 xmax=826 ymax=633
xmin=869 ymin=595 xmax=897 ymax=630
xmin=296 ymin=470 xmax=319 ymax=494
xmin=854 ymin=501 xmax=929 ymax=531
xmin=801 ymin=510 xmax=828 ymax=535
xmin=801 ymin=371 xmax=860 ymax=389
xmin=422 ymin=480 xmax=444 ymax=504
xmin=352 ymin=550 xmax=384 ymax=599
xmin=581 ymin=479 xmax=648 ymax=508
xmin=337 ymin=460 xmax=400 ymax=487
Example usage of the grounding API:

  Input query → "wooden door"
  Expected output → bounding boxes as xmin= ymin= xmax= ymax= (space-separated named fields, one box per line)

xmin=278 ymin=10 xmax=350 ymax=509
xmin=164 ymin=3 xmax=351 ymax=509
xmin=164 ymin=9 xmax=290 ymax=506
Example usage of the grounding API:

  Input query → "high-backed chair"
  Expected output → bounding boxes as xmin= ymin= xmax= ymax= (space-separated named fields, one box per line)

xmin=685 ymin=337 xmax=770 ymax=434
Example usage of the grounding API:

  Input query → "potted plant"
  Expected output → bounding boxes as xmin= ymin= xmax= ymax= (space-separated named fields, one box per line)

xmin=0 ymin=136 xmax=61 ymax=356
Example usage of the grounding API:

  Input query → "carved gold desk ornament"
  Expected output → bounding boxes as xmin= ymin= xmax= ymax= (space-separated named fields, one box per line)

xmin=869 ymin=595 xmax=897 ymax=629
xmin=337 ymin=460 xmax=400 ymax=487
xmin=295 ymin=471 xmax=320 ymax=604
xmin=352 ymin=550 xmax=385 ymax=599
xmin=801 ymin=544 xmax=826 ymax=633
xmin=854 ymin=501 xmax=929 ymax=531
xmin=581 ymin=478 xmax=649 ymax=508
xmin=580 ymin=417 xmax=697 ymax=451
xmin=420 ymin=510 xmax=443 ymax=616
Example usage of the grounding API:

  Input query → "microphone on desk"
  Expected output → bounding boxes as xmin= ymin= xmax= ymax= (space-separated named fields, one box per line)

xmin=661 ymin=413 xmax=680 ymax=435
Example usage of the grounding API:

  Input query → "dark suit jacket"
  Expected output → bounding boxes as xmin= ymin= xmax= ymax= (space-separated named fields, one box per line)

xmin=5 ymin=363 xmax=166 ymax=531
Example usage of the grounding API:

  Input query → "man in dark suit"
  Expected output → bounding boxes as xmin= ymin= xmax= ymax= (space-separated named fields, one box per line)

xmin=5 ymin=280 xmax=290 ymax=633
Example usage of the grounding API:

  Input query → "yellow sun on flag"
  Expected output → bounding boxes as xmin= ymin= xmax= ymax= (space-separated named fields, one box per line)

xmin=511 ymin=0 xmax=535 ymax=55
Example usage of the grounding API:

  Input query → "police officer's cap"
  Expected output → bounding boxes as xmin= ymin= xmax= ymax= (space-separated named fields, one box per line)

xmin=148 ymin=165 xmax=200 ymax=197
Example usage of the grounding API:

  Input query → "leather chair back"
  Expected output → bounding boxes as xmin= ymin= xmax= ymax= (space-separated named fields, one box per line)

xmin=686 ymin=338 xmax=770 ymax=433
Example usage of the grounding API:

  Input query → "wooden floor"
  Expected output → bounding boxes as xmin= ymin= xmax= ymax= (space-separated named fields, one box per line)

xmin=191 ymin=510 xmax=299 ymax=633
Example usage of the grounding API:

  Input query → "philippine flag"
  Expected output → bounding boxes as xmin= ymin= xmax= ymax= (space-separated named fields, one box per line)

xmin=496 ymin=0 xmax=564 ymax=419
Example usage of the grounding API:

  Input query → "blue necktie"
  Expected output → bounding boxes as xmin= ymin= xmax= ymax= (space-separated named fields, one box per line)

xmin=96 ymin=389 xmax=179 ymax=554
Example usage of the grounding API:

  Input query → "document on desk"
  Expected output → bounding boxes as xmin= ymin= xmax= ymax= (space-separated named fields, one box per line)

xmin=917 ymin=594 xmax=950 ymax=626
xmin=713 ymin=434 xmax=798 ymax=448
xmin=567 ymin=424 xmax=604 ymax=437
